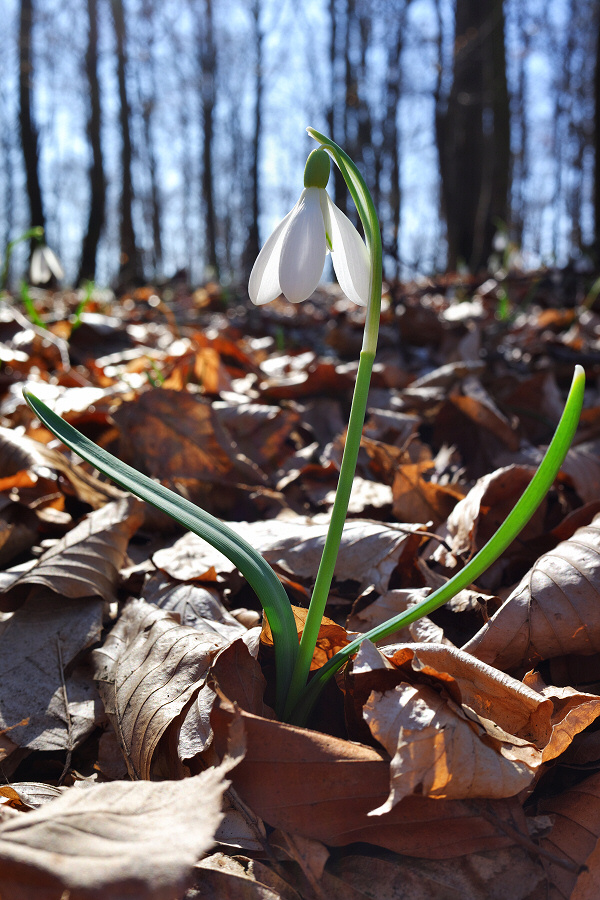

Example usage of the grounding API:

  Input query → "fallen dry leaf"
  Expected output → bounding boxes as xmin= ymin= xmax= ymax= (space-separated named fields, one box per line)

xmin=392 ymin=461 xmax=465 ymax=528
xmin=0 ymin=590 xmax=103 ymax=753
xmin=0 ymin=765 xmax=230 ymax=900
xmin=112 ymin=388 xmax=269 ymax=496
xmin=463 ymin=513 xmax=600 ymax=671
xmin=195 ymin=851 xmax=301 ymax=900
xmin=320 ymin=845 xmax=544 ymax=900
xmin=532 ymin=770 xmax=600 ymax=899
xmin=211 ymin=698 xmax=529 ymax=858
xmin=0 ymin=496 xmax=144 ymax=611
xmin=93 ymin=598 xmax=228 ymax=779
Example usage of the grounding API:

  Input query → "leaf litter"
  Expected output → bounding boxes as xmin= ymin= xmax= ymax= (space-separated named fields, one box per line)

xmin=1 ymin=274 xmax=600 ymax=896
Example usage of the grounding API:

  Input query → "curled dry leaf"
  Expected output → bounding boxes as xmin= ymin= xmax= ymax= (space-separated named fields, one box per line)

xmin=435 ymin=465 xmax=546 ymax=564
xmin=354 ymin=643 xmax=600 ymax=812
xmin=211 ymin=698 xmax=529 ymax=859
xmin=0 ymin=763 xmax=231 ymax=900
xmin=392 ymin=461 xmax=465 ymax=529
xmin=359 ymin=642 xmax=554 ymax=809
xmin=463 ymin=514 xmax=600 ymax=671
xmin=93 ymin=598 xmax=228 ymax=779
xmin=0 ymin=497 xmax=144 ymax=611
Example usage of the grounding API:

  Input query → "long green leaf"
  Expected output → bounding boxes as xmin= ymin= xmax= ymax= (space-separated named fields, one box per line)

xmin=288 ymin=364 xmax=586 ymax=725
xmin=23 ymin=390 xmax=298 ymax=714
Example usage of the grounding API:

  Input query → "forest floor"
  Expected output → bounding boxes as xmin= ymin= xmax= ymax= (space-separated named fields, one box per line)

xmin=1 ymin=268 xmax=600 ymax=898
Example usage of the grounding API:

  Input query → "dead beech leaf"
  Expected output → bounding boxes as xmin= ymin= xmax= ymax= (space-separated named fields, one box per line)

xmin=0 ymin=497 xmax=144 ymax=610
xmin=211 ymin=699 xmax=528 ymax=859
xmin=151 ymin=518 xmax=426 ymax=595
xmin=0 ymin=425 xmax=123 ymax=509
xmin=321 ymin=846 xmax=544 ymax=900
xmin=364 ymin=682 xmax=540 ymax=809
xmin=346 ymin=587 xmax=447 ymax=645
xmin=522 ymin=671 xmax=600 ymax=762
xmin=93 ymin=599 xmax=228 ymax=780
xmin=392 ymin=461 xmax=465 ymax=528
xmin=533 ymin=770 xmax=600 ymax=899
xmin=438 ymin=465 xmax=546 ymax=562
xmin=113 ymin=388 xmax=268 ymax=490
xmin=196 ymin=852 xmax=301 ymax=900
xmin=0 ymin=765 xmax=230 ymax=900
xmin=463 ymin=514 xmax=600 ymax=671
xmin=0 ymin=591 xmax=103 ymax=752
xmin=349 ymin=641 xmax=568 ymax=807
xmin=0 ymin=783 xmax=65 ymax=811
xmin=261 ymin=605 xmax=349 ymax=671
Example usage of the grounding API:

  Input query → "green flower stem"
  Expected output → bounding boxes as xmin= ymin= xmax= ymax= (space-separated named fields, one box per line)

xmin=23 ymin=390 xmax=299 ymax=717
xmin=283 ymin=128 xmax=383 ymax=718
xmin=287 ymin=364 xmax=586 ymax=725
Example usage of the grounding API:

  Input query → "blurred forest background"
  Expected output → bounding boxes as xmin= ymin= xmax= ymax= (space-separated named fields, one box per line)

xmin=2 ymin=0 xmax=599 ymax=289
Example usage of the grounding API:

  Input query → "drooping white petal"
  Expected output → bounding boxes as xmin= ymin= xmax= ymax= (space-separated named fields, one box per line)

xmin=279 ymin=187 xmax=326 ymax=303
xmin=326 ymin=193 xmax=370 ymax=306
xmin=248 ymin=207 xmax=295 ymax=305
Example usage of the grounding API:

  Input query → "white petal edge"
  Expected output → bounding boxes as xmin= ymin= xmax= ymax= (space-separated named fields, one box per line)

xmin=248 ymin=207 xmax=295 ymax=305
xmin=279 ymin=187 xmax=326 ymax=303
xmin=326 ymin=194 xmax=370 ymax=307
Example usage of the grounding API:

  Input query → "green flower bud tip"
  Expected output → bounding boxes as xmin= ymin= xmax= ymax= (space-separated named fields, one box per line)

xmin=304 ymin=149 xmax=330 ymax=189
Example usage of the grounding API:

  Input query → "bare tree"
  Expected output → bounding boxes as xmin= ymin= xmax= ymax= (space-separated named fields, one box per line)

xmin=437 ymin=0 xmax=510 ymax=271
xmin=243 ymin=0 xmax=263 ymax=275
xmin=77 ymin=0 xmax=105 ymax=284
xmin=18 ymin=0 xmax=45 ymax=254
xmin=111 ymin=0 xmax=142 ymax=284
xmin=199 ymin=0 xmax=219 ymax=278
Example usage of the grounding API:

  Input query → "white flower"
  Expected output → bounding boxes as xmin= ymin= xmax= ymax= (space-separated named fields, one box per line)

xmin=249 ymin=186 xmax=370 ymax=307
xmin=30 ymin=245 xmax=64 ymax=285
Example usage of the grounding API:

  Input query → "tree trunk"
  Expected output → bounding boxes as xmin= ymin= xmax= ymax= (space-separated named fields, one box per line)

xmin=244 ymin=0 xmax=262 ymax=276
xmin=111 ymin=0 xmax=142 ymax=285
xmin=18 ymin=0 xmax=45 ymax=255
xmin=437 ymin=0 xmax=510 ymax=271
xmin=78 ymin=0 xmax=106 ymax=284
xmin=593 ymin=0 xmax=600 ymax=259
xmin=200 ymin=0 xmax=219 ymax=278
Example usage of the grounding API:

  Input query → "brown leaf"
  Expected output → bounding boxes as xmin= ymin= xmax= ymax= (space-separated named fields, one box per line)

xmin=0 ymin=591 xmax=103 ymax=752
xmin=113 ymin=388 xmax=269 ymax=491
xmin=93 ymin=599 xmax=228 ymax=780
xmin=0 ymin=766 xmax=229 ymax=900
xmin=533 ymin=771 xmax=600 ymax=899
xmin=321 ymin=846 xmax=544 ymax=900
xmin=0 ymin=497 xmax=144 ymax=610
xmin=436 ymin=464 xmax=547 ymax=563
xmin=195 ymin=852 xmax=301 ymax=900
xmin=0 ymin=425 xmax=124 ymax=509
xmin=392 ymin=461 xmax=465 ymax=529
xmin=522 ymin=671 xmax=600 ymax=762
xmin=358 ymin=643 xmax=555 ymax=808
xmin=211 ymin=699 xmax=529 ymax=858
xmin=463 ymin=514 xmax=600 ymax=671
xmin=260 ymin=605 xmax=349 ymax=671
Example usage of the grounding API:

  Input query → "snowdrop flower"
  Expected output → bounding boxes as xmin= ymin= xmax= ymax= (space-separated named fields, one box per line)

xmin=30 ymin=244 xmax=64 ymax=285
xmin=249 ymin=149 xmax=370 ymax=307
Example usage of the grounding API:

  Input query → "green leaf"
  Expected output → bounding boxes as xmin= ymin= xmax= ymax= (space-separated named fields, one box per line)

xmin=23 ymin=390 xmax=298 ymax=715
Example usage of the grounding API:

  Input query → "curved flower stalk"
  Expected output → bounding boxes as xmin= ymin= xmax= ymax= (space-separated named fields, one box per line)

xmin=249 ymin=129 xmax=383 ymax=718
